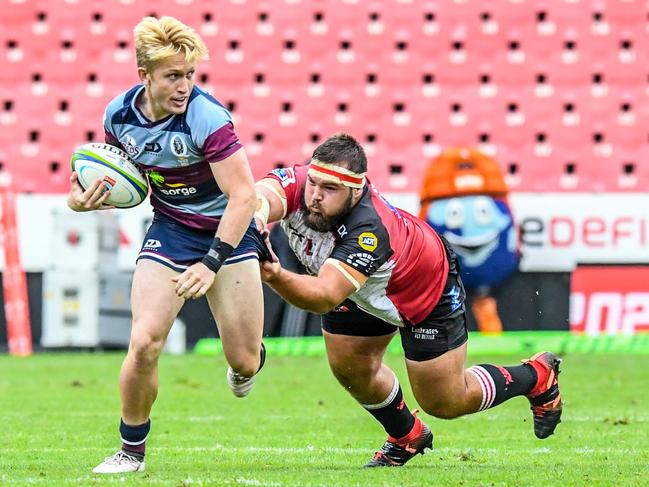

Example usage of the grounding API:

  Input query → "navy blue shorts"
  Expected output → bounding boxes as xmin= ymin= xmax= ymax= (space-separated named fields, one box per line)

xmin=137 ymin=214 xmax=271 ymax=272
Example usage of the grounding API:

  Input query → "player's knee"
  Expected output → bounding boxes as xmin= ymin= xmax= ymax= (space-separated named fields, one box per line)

xmin=226 ymin=347 xmax=260 ymax=377
xmin=419 ymin=398 xmax=464 ymax=420
xmin=329 ymin=357 xmax=381 ymax=388
xmin=128 ymin=331 xmax=164 ymax=368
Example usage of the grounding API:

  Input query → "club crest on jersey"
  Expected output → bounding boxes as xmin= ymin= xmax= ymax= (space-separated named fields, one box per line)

xmin=123 ymin=135 xmax=140 ymax=156
xmin=170 ymin=135 xmax=189 ymax=165
xmin=170 ymin=135 xmax=188 ymax=156
xmin=358 ymin=232 xmax=378 ymax=252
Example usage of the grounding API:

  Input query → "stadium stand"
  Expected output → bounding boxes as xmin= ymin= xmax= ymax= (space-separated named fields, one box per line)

xmin=1 ymin=0 xmax=648 ymax=194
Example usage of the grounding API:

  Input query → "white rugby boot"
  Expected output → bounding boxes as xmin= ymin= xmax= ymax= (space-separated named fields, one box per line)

xmin=226 ymin=367 xmax=256 ymax=397
xmin=227 ymin=343 xmax=265 ymax=398
xmin=92 ymin=450 xmax=145 ymax=474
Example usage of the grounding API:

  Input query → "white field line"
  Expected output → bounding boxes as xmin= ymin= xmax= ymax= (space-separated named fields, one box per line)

xmin=1 ymin=447 xmax=643 ymax=486
xmin=0 ymin=445 xmax=643 ymax=455
xmin=2 ymin=477 xmax=283 ymax=486
xmin=2 ymin=411 xmax=649 ymax=423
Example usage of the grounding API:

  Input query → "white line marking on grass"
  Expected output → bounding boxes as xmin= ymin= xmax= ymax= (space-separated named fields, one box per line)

xmin=234 ymin=478 xmax=281 ymax=486
xmin=180 ymin=415 xmax=226 ymax=422
xmin=0 ymin=411 xmax=227 ymax=421
xmin=0 ymin=446 xmax=643 ymax=455
xmin=11 ymin=477 xmax=283 ymax=486
xmin=4 ymin=411 xmax=649 ymax=423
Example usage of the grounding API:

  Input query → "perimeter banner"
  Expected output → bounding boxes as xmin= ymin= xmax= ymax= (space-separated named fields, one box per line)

xmin=570 ymin=266 xmax=649 ymax=336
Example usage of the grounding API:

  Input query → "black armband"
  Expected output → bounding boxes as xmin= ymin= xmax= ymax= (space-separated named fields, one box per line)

xmin=201 ymin=237 xmax=235 ymax=274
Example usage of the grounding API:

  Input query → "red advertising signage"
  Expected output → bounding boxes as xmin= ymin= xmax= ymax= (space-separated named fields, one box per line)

xmin=570 ymin=266 xmax=649 ymax=335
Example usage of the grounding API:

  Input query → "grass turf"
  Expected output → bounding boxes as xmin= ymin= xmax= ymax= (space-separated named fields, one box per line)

xmin=1 ymin=351 xmax=647 ymax=486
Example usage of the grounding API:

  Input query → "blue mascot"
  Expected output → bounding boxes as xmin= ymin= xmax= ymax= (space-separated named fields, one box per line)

xmin=419 ymin=148 xmax=519 ymax=333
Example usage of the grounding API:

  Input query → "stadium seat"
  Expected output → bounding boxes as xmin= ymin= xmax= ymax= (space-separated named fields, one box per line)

xmin=508 ymin=145 xmax=563 ymax=192
xmin=400 ymin=15 xmax=445 ymax=60
xmin=60 ymin=23 xmax=114 ymax=61
xmin=633 ymin=146 xmax=649 ymax=189
xmin=607 ymin=119 xmax=646 ymax=148
xmin=1 ymin=1 xmax=41 ymax=27
xmin=367 ymin=143 xmax=424 ymax=193
xmin=488 ymin=50 xmax=534 ymax=87
xmin=1 ymin=31 xmax=36 ymax=77
xmin=0 ymin=42 xmax=33 ymax=84
xmin=262 ymin=38 xmax=313 ymax=86
xmin=99 ymin=2 xmax=166 ymax=31
xmin=483 ymin=0 xmax=531 ymax=26
xmin=606 ymin=0 xmax=646 ymax=23
xmin=605 ymin=51 xmax=648 ymax=86
xmin=533 ymin=54 xmax=591 ymax=87
xmin=489 ymin=98 xmax=537 ymax=149
xmin=0 ymin=118 xmax=24 ymax=152
xmin=606 ymin=147 xmax=645 ymax=190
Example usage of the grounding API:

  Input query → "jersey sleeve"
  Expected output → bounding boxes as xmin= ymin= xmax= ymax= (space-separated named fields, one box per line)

xmin=329 ymin=222 xmax=393 ymax=277
xmin=202 ymin=123 xmax=241 ymax=162
xmin=265 ymin=166 xmax=303 ymax=214
xmin=188 ymin=96 xmax=242 ymax=163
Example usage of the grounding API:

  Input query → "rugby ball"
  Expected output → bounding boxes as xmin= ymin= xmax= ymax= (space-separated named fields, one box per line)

xmin=71 ymin=142 xmax=148 ymax=208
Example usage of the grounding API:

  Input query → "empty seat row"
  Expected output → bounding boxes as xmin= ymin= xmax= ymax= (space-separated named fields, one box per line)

xmin=1 ymin=141 xmax=646 ymax=194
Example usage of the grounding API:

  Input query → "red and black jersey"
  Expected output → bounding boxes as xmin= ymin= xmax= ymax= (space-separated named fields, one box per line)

xmin=267 ymin=164 xmax=449 ymax=327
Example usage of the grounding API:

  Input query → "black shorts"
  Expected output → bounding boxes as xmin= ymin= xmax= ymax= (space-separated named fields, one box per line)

xmin=322 ymin=238 xmax=468 ymax=362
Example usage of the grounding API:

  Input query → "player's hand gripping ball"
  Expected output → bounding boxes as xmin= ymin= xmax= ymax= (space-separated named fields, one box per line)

xmin=71 ymin=143 xmax=148 ymax=208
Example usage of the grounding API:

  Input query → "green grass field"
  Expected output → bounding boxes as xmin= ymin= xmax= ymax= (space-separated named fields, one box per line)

xmin=1 ymin=351 xmax=648 ymax=486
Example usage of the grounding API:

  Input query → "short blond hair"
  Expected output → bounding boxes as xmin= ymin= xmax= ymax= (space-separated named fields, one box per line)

xmin=134 ymin=16 xmax=208 ymax=71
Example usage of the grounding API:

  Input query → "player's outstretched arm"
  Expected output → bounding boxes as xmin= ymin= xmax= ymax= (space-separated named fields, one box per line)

xmin=67 ymin=172 xmax=115 ymax=212
xmin=261 ymin=257 xmax=368 ymax=314
xmin=254 ymin=177 xmax=288 ymax=228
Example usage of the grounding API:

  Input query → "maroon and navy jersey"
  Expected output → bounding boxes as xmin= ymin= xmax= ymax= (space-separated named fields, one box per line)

xmin=103 ymin=84 xmax=241 ymax=231
xmin=267 ymin=164 xmax=449 ymax=327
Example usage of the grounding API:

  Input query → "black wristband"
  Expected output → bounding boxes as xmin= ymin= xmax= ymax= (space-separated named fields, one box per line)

xmin=201 ymin=237 xmax=235 ymax=274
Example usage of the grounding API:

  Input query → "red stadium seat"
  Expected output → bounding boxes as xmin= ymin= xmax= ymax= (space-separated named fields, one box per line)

xmin=606 ymin=0 xmax=646 ymax=23
xmin=607 ymin=147 xmax=645 ymax=190
xmin=483 ymin=0 xmax=532 ymax=26
xmin=1 ymin=0 xmax=40 ymax=25
xmin=489 ymin=51 xmax=534 ymax=87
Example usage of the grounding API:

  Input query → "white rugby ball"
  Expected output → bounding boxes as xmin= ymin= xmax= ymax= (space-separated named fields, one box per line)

xmin=71 ymin=142 xmax=148 ymax=208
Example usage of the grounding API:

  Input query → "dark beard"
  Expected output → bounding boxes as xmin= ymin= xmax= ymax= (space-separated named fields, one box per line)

xmin=301 ymin=190 xmax=355 ymax=233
